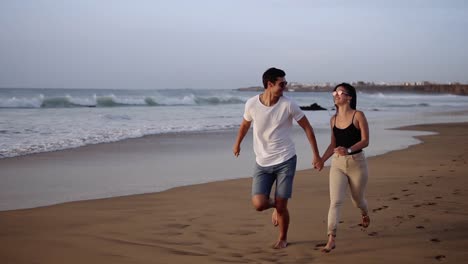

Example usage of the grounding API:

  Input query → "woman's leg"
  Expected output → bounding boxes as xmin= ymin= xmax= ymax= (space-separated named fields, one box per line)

xmin=348 ymin=155 xmax=369 ymax=225
xmin=323 ymin=164 xmax=347 ymax=252
xmin=327 ymin=165 xmax=348 ymax=236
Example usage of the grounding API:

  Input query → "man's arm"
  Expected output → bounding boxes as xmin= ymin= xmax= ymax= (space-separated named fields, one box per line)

xmin=296 ymin=116 xmax=323 ymax=170
xmin=233 ymin=118 xmax=252 ymax=157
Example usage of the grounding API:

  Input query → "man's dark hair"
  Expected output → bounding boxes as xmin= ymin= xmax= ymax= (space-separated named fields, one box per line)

xmin=262 ymin=67 xmax=286 ymax=89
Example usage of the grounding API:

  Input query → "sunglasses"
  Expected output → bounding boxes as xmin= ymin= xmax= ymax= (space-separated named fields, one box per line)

xmin=332 ymin=90 xmax=349 ymax=96
xmin=279 ymin=81 xmax=288 ymax=88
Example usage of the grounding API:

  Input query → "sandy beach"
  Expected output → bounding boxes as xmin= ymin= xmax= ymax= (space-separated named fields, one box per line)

xmin=1 ymin=122 xmax=467 ymax=263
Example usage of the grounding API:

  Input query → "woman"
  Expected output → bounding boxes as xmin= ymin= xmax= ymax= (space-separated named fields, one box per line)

xmin=321 ymin=83 xmax=370 ymax=253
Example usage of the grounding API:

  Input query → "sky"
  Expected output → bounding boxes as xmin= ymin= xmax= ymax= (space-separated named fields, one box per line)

xmin=1 ymin=0 xmax=467 ymax=90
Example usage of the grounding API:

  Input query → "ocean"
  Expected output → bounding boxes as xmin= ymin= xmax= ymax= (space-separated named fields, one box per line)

xmin=2 ymin=88 xmax=468 ymax=159
xmin=1 ymin=88 xmax=468 ymax=211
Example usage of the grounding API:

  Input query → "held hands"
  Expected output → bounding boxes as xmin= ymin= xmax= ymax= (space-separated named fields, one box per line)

xmin=313 ymin=157 xmax=324 ymax=171
xmin=333 ymin=147 xmax=348 ymax=156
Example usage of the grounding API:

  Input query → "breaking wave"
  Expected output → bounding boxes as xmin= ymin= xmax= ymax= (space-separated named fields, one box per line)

xmin=0 ymin=93 xmax=246 ymax=108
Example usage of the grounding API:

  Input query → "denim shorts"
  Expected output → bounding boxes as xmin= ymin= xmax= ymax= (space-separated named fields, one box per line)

xmin=252 ymin=155 xmax=297 ymax=199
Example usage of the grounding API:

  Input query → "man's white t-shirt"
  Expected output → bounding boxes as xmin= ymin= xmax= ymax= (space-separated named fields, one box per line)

xmin=243 ymin=95 xmax=305 ymax=167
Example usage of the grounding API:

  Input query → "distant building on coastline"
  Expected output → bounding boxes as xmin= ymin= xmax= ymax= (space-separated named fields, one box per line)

xmin=237 ymin=81 xmax=468 ymax=95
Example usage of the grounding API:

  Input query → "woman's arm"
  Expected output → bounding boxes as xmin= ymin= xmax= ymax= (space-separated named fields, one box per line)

xmin=321 ymin=116 xmax=336 ymax=162
xmin=350 ymin=111 xmax=369 ymax=152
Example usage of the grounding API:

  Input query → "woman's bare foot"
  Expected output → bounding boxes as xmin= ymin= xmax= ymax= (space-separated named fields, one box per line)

xmin=272 ymin=209 xmax=278 ymax=226
xmin=321 ymin=235 xmax=336 ymax=253
xmin=272 ymin=240 xmax=288 ymax=249
xmin=362 ymin=214 xmax=370 ymax=228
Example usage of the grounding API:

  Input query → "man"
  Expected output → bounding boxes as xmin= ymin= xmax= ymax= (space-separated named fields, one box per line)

xmin=233 ymin=67 xmax=323 ymax=249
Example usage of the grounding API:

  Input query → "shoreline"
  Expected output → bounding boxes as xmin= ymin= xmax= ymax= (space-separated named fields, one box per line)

xmin=1 ymin=109 xmax=468 ymax=212
xmin=0 ymin=122 xmax=467 ymax=263
xmin=0 ymin=123 xmax=435 ymax=212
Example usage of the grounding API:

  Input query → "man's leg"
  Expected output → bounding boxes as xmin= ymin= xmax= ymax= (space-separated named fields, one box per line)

xmin=273 ymin=197 xmax=289 ymax=249
xmin=251 ymin=194 xmax=274 ymax=211
xmin=251 ymin=162 xmax=275 ymax=211
xmin=272 ymin=155 xmax=296 ymax=249
xmin=272 ymin=208 xmax=279 ymax=226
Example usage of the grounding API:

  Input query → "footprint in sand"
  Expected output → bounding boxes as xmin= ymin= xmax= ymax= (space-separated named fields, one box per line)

xmin=416 ymin=225 xmax=425 ymax=229
xmin=391 ymin=197 xmax=400 ymax=201
xmin=434 ymin=255 xmax=446 ymax=261
xmin=226 ymin=230 xmax=255 ymax=236
xmin=394 ymin=215 xmax=415 ymax=227
xmin=413 ymin=202 xmax=436 ymax=208
xmin=401 ymin=189 xmax=409 ymax=192
xmin=315 ymin=243 xmax=327 ymax=248
xmin=372 ymin=205 xmax=389 ymax=213
xmin=411 ymin=181 xmax=419 ymax=185
xmin=435 ymin=196 xmax=443 ymax=199
xmin=166 ymin=224 xmax=190 ymax=229
xmin=426 ymin=184 xmax=433 ymax=187
xmin=430 ymin=238 xmax=441 ymax=243
xmin=368 ymin=232 xmax=378 ymax=236
xmin=404 ymin=193 xmax=415 ymax=197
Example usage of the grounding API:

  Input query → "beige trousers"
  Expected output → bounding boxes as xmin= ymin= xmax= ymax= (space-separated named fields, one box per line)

xmin=327 ymin=151 xmax=369 ymax=236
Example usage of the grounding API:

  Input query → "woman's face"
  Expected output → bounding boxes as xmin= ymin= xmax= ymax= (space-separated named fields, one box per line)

xmin=333 ymin=86 xmax=351 ymax=105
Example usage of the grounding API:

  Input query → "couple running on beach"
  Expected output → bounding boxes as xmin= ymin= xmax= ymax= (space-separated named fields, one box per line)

xmin=233 ymin=67 xmax=370 ymax=252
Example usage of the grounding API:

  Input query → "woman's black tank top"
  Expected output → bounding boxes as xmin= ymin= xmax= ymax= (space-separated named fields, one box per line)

xmin=333 ymin=111 xmax=362 ymax=155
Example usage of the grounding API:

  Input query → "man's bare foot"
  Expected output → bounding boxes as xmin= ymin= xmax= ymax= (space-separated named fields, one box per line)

xmin=272 ymin=240 xmax=288 ymax=249
xmin=362 ymin=215 xmax=370 ymax=228
xmin=272 ymin=209 xmax=278 ymax=226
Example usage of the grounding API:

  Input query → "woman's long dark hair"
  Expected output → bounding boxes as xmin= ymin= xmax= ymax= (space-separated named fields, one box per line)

xmin=334 ymin=82 xmax=357 ymax=110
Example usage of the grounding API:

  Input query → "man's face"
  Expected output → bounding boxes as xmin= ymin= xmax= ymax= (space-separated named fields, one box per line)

xmin=269 ymin=77 xmax=287 ymax=96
